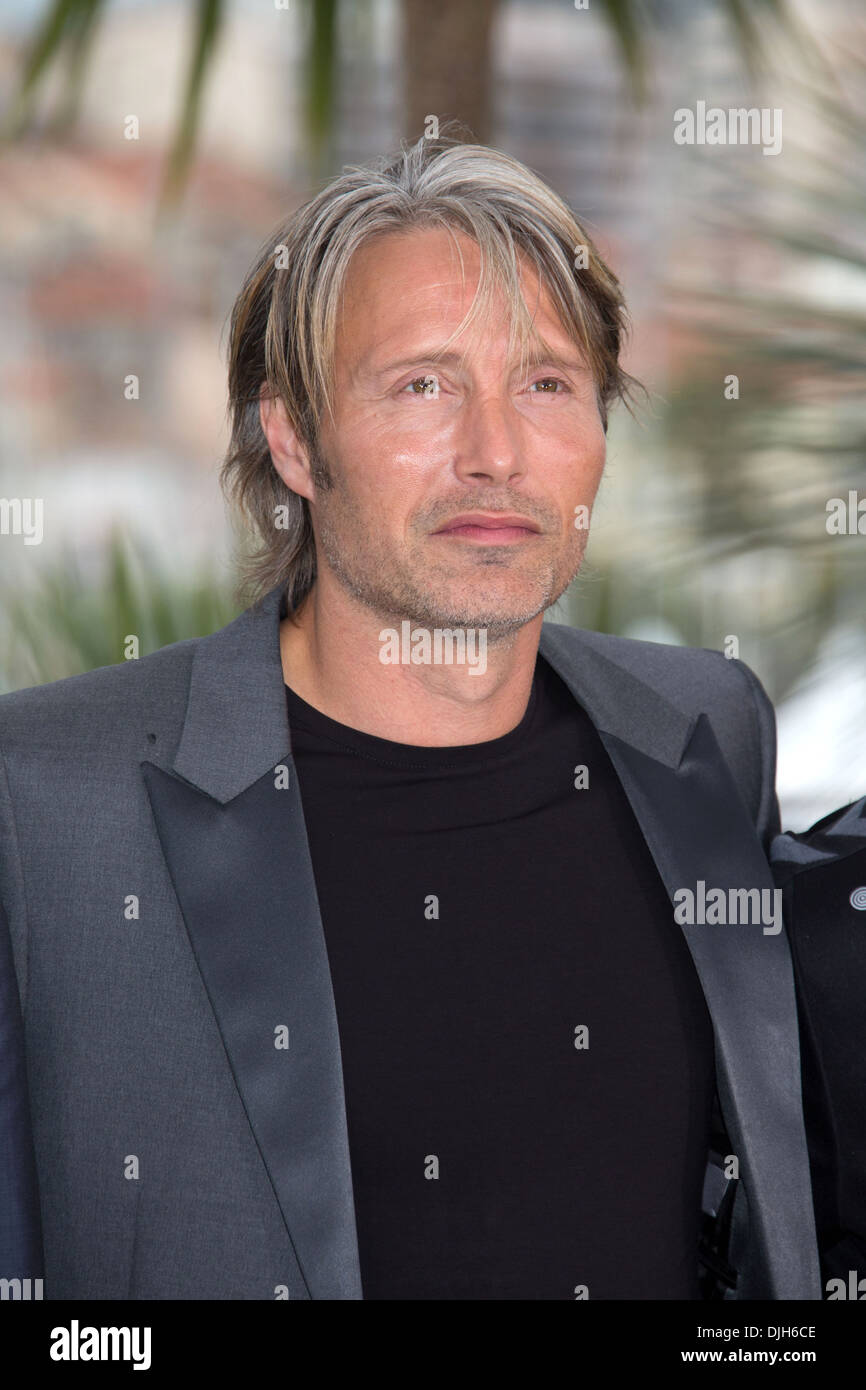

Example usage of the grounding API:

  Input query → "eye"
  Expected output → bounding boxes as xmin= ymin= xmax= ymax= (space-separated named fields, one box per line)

xmin=403 ymin=374 xmax=440 ymax=397
xmin=529 ymin=376 xmax=569 ymax=394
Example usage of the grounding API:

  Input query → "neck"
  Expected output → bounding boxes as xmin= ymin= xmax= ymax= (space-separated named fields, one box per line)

xmin=279 ymin=576 xmax=543 ymax=747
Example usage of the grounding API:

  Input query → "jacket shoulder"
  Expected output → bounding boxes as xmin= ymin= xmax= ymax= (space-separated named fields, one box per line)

xmin=542 ymin=621 xmax=779 ymax=840
xmin=542 ymin=621 xmax=754 ymax=706
xmin=0 ymin=634 xmax=201 ymax=749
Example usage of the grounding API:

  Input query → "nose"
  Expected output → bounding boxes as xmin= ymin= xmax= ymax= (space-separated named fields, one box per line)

xmin=453 ymin=391 xmax=525 ymax=485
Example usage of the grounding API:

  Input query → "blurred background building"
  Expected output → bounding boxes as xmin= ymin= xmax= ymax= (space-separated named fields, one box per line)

xmin=0 ymin=0 xmax=864 ymax=826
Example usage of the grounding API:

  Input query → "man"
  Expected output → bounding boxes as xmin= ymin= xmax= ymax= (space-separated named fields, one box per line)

xmin=771 ymin=795 xmax=866 ymax=1295
xmin=0 ymin=135 xmax=819 ymax=1299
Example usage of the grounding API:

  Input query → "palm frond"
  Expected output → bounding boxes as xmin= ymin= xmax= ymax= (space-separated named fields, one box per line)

xmin=158 ymin=0 xmax=225 ymax=214
xmin=0 ymin=0 xmax=106 ymax=140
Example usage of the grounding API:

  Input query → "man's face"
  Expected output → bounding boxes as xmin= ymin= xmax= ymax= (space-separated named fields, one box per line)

xmin=303 ymin=225 xmax=607 ymax=635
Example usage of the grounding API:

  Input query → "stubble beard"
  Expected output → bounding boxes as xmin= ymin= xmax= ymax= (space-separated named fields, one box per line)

xmin=307 ymin=441 xmax=589 ymax=640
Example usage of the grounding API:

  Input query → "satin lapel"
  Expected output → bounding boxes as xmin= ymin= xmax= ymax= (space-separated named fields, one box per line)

xmin=538 ymin=623 xmax=820 ymax=1298
xmin=140 ymin=583 xmax=362 ymax=1300
xmin=599 ymin=721 xmax=817 ymax=1296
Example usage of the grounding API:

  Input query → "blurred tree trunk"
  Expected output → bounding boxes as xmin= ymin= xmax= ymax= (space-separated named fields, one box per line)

xmin=402 ymin=0 xmax=500 ymax=144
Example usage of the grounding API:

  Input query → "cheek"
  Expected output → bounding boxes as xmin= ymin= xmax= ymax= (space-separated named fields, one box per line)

xmin=578 ymin=410 xmax=607 ymax=483
xmin=550 ymin=420 xmax=606 ymax=494
xmin=585 ymin=435 xmax=607 ymax=490
xmin=351 ymin=412 xmax=454 ymax=487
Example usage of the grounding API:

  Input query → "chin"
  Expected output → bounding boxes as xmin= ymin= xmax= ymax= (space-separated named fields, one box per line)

xmin=429 ymin=589 xmax=550 ymax=631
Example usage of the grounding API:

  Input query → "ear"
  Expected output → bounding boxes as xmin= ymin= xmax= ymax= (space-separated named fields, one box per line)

xmin=259 ymin=385 xmax=316 ymax=503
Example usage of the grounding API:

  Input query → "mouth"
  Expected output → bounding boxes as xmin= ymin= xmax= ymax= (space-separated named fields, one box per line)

xmin=432 ymin=514 xmax=541 ymax=545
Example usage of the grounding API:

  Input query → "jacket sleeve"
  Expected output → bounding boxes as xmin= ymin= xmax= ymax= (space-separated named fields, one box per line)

xmin=0 ymin=890 xmax=43 ymax=1282
xmin=0 ymin=727 xmax=44 ymax=1283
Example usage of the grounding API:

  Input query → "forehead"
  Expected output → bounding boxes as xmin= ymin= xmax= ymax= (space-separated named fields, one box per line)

xmin=334 ymin=224 xmax=574 ymax=368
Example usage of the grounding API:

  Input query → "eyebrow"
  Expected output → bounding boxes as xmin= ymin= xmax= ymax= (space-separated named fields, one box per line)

xmin=359 ymin=345 xmax=591 ymax=380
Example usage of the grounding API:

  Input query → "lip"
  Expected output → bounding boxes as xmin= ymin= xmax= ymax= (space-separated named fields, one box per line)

xmin=432 ymin=513 xmax=542 ymax=543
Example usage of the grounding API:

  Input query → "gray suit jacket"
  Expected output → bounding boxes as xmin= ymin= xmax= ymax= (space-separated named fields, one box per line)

xmin=0 ymin=581 xmax=820 ymax=1299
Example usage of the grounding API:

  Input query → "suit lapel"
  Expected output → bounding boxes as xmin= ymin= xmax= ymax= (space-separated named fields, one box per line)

xmin=141 ymin=584 xmax=362 ymax=1299
xmin=539 ymin=622 xmax=819 ymax=1297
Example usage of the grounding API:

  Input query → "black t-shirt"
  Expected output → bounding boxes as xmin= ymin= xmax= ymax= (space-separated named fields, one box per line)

xmin=284 ymin=650 xmax=716 ymax=1299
